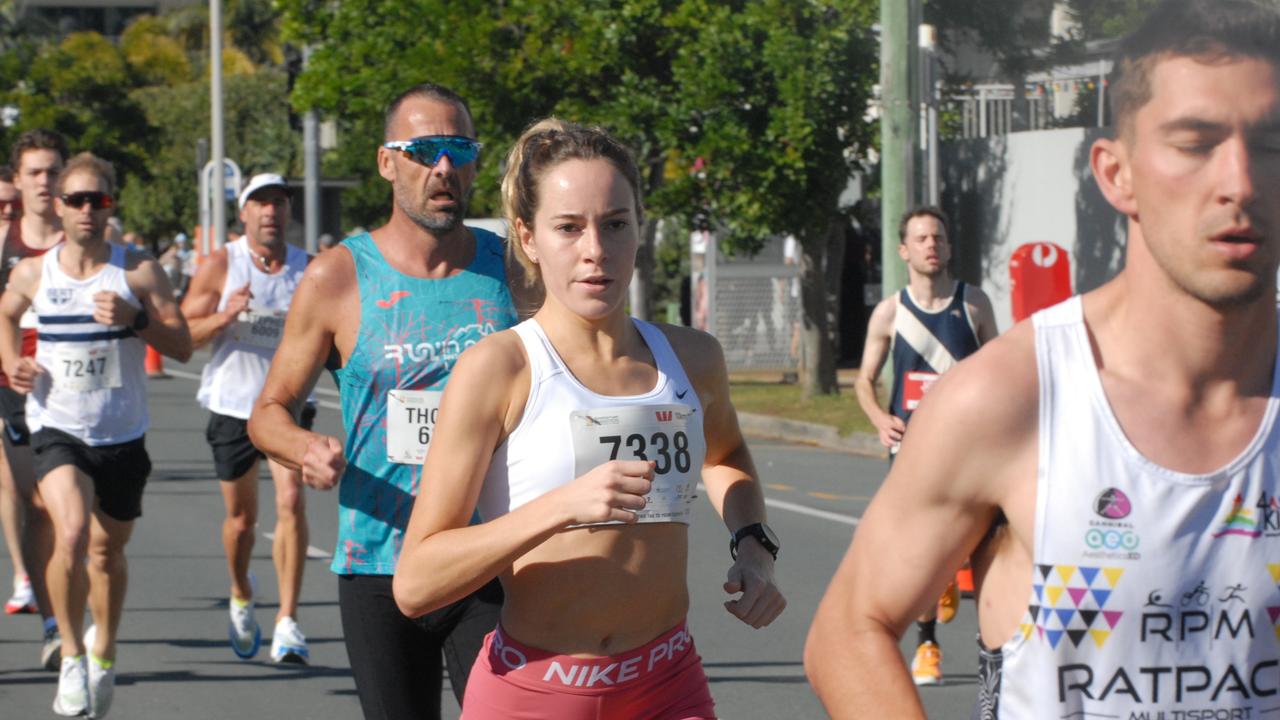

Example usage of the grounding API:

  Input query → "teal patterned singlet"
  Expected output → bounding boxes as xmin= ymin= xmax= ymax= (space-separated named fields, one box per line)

xmin=333 ymin=229 xmax=516 ymax=575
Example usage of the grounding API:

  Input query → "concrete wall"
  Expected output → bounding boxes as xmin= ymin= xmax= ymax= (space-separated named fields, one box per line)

xmin=940 ymin=126 xmax=1127 ymax=331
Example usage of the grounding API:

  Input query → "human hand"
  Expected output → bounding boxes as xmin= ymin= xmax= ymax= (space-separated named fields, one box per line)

xmin=554 ymin=460 xmax=655 ymax=526
xmin=92 ymin=291 xmax=140 ymax=327
xmin=723 ymin=541 xmax=786 ymax=628
xmin=302 ymin=435 xmax=345 ymax=490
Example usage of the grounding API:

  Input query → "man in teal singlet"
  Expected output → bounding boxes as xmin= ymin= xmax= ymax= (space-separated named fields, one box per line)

xmin=248 ymin=83 xmax=517 ymax=719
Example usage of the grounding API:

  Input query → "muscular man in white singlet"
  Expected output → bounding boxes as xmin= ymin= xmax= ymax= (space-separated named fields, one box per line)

xmin=807 ymin=1 xmax=1280 ymax=717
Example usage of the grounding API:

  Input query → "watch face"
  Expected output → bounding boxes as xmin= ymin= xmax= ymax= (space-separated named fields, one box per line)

xmin=761 ymin=523 xmax=780 ymax=550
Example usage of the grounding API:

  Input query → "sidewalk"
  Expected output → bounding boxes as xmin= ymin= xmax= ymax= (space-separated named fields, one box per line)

xmin=732 ymin=368 xmax=887 ymax=458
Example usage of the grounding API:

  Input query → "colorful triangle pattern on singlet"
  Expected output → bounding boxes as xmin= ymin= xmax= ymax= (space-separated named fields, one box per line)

xmin=1026 ymin=564 xmax=1125 ymax=649
xmin=1266 ymin=563 xmax=1280 ymax=642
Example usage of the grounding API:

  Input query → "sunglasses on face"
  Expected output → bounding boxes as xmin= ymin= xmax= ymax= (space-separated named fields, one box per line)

xmin=60 ymin=191 xmax=114 ymax=210
xmin=383 ymin=135 xmax=482 ymax=168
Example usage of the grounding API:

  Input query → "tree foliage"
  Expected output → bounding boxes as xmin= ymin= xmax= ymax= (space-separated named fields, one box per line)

xmin=0 ymin=0 xmax=293 ymax=243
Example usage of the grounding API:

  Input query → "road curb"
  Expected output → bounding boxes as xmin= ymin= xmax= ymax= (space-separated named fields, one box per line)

xmin=737 ymin=412 xmax=887 ymax=458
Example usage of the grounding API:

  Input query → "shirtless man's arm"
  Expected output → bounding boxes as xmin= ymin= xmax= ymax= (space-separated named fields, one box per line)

xmin=180 ymin=249 xmax=251 ymax=349
xmin=854 ymin=297 xmax=904 ymax=449
xmin=247 ymin=247 xmax=356 ymax=490
xmin=666 ymin=325 xmax=785 ymax=629
xmin=805 ymin=324 xmax=1039 ymax=718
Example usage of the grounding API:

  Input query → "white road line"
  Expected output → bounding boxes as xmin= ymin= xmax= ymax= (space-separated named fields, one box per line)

xmin=167 ymin=368 xmax=859 ymax=526
xmin=161 ymin=368 xmax=340 ymax=410
xmin=698 ymin=484 xmax=860 ymax=526
xmin=262 ymin=531 xmax=332 ymax=560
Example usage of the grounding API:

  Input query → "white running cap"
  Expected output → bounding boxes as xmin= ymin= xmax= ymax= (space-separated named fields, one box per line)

xmin=238 ymin=173 xmax=290 ymax=210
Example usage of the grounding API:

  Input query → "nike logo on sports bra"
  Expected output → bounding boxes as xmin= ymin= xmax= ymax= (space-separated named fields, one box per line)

xmin=676 ymin=388 xmax=689 ymax=399
xmin=375 ymin=291 xmax=411 ymax=309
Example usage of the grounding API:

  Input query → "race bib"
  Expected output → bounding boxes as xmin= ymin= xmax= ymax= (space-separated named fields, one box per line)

xmin=386 ymin=389 xmax=443 ymax=464
xmin=228 ymin=309 xmax=287 ymax=351
xmin=51 ymin=344 xmax=121 ymax=393
xmin=903 ymin=371 xmax=940 ymax=411
xmin=570 ymin=404 xmax=698 ymax=525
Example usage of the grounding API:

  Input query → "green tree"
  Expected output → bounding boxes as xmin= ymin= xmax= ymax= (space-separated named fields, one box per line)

xmin=282 ymin=0 xmax=876 ymax=395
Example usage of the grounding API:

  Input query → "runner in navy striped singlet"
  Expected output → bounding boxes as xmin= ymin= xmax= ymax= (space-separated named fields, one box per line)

xmin=0 ymin=153 xmax=191 ymax=718
xmin=852 ymin=207 xmax=997 ymax=686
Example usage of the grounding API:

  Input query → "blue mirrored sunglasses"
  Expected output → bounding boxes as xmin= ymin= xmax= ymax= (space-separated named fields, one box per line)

xmin=383 ymin=135 xmax=482 ymax=167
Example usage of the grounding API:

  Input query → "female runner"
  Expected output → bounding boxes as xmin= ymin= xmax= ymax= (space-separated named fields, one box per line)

xmin=393 ymin=119 xmax=784 ymax=719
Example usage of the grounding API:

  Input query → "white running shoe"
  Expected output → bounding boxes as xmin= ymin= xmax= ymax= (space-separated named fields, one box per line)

xmin=5 ymin=575 xmax=36 ymax=614
xmin=269 ymin=616 xmax=309 ymax=665
xmin=42 ymin=624 xmax=62 ymax=671
xmin=228 ymin=597 xmax=260 ymax=659
xmin=52 ymin=655 xmax=88 ymax=716
xmin=87 ymin=652 xmax=115 ymax=718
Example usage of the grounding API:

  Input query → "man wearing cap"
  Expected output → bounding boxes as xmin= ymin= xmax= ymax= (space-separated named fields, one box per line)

xmin=181 ymin=173 xmax=316 ymax=664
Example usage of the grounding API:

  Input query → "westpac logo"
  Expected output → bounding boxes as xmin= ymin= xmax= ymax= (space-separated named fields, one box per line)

xmin=654 ymin=410 xmax=673 ymax=422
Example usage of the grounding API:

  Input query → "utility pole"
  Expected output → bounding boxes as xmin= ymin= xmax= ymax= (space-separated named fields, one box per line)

xmin=303 ymin=46 xmax=321 ymax=255
xmin=210 ymin=0 xmax=226 ymax=252
xmin=880 ymin=0 xmax=918 ymax=299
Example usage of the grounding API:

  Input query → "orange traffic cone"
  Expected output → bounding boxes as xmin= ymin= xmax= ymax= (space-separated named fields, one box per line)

xmin=956 ymin=564 xmax=975 ymax=597
xmin=145 ymin=345 xmax=168 ymax=378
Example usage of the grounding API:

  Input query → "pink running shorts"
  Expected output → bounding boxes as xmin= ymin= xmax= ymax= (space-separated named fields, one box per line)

xmin=460 ymin=620 xmax=718 ymax=719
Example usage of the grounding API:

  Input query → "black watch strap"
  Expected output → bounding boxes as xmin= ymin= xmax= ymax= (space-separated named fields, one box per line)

xmin=132 ymin=309 xmax=150 ymax=331
xmin=730 ymin=522 xmax=780 ymax=560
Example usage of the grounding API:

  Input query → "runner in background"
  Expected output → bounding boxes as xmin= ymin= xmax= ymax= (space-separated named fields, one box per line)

xmin=0 ymin=152 xmax=191 ymax=717
xmin=248 ymin=83 xmax=517 ymax=719
xmin=852 ymin=207 xmax=997 ymax=685
xmin=1 ymin=130 xmax=68 ymax=670
xmin=181 ymin=173 xmax=315 ymax=664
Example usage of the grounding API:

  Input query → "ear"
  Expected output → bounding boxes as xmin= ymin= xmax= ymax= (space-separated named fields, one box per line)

xmin=516 ymin=218 xmax=537 ymax=264
xmin=377 ymin=147 xmax=397 ymax=183
xmin=1090 ymin=137 xmax=1138 ymax=217
xmin=238 ymin=206 xmax=248 ymax=226
xmin=897 ymin=242 xmax=909 ymax=263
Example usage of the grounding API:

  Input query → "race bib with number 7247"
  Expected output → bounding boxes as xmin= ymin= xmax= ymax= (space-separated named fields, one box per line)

xmin=386 ymin=389 xmax=443 ymax=464
xmin=569 ymin=403 xmax=701 ymax=526
xmin=51 ymin=344 xmax=122 ymax=393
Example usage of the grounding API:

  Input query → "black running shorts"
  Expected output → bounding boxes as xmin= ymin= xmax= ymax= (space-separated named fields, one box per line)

xmin=207 ymin=404 xmax=316 ymax=481
xmin=32 ymin=427 xmax=151 ymax=522
xmin=0 ymin=386 xmax=30 ymax=447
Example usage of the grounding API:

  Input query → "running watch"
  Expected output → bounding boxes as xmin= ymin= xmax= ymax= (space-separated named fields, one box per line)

xmin=730 ymin=523 xmax=780 ymax=560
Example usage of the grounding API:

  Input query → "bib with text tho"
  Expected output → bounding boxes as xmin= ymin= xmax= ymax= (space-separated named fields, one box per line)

xmin=386 ymin=389 xmax=443 ymax=464
xmin=903 ymin=371 xmax=940 ymax=411
xmin=570 ymin=403 xmax=698 ymax=525
xmin=227 ymin=309 xmax=287 ymax=351
xmin=50 ymin=344 xmax=121 ymax=393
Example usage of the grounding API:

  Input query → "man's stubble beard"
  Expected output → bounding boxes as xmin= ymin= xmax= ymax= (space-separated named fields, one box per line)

xmin=395 ymin=181 xmax=470 ymax=235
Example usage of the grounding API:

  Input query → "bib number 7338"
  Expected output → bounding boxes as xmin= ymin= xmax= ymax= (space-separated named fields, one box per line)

xmin=570 ymin=403 xmax=702 ymax=525
xmin=597 ymin=431 xmax=692 ymax=475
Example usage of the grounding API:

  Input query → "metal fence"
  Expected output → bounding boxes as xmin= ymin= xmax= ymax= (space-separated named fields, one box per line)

xmin=692 ymin=233 xmax=801 ymax=373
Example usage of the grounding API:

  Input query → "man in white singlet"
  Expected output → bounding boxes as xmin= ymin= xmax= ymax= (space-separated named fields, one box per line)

xmin=807 ymin=1 xmax=1280 ymax=718
xmin=182 ymin=173 xmax=315 ymax=664
xmin=0 ymin=153 xmax=191 ymax=718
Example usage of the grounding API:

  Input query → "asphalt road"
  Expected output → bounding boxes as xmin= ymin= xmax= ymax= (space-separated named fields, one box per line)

xmin=0 ymin=355 xmax=983 ymax=719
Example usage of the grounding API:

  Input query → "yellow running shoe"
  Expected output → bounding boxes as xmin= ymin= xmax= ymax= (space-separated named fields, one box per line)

xmin=910 ymin=641 xmax=943 ymax=686
xmin=937 ymin=579 xmax=960 ymax=624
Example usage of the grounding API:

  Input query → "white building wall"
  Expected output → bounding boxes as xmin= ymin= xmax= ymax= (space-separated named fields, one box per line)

xmin=940 ymin=126 xmax=1127 ymax=331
